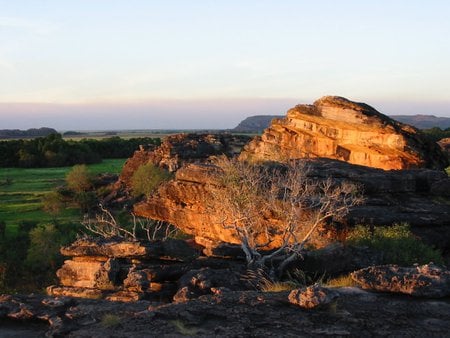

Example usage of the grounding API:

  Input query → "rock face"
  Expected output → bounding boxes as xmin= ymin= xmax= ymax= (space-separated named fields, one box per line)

xmin=351 ymin=263 xmax=450 ymax=298
xmin=240 ymin=96 xmax=448 ymax=170
xmin=135 ymin=158 xmax=450 ymax=251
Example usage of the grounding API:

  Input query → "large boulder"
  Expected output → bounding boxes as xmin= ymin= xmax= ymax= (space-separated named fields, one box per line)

xmin=240 ymin=96 xmax=448 ymax=170
xmin=351 ymin=263 xmax=450 ymax=297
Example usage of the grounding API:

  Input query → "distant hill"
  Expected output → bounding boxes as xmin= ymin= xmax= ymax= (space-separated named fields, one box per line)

xmin=233 ymin=115 xmax=283 ymax=132
xmin=233 ymin=114 xmax=450 ymax=133
xmin=390 ymin=115 xmax=450 ymax=129
xmin=0 ymin=127 xmax=57 ymax=139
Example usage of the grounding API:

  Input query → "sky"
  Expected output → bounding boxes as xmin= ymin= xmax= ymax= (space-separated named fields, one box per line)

xmin=0 ymin=0 xmax=449 ymax=130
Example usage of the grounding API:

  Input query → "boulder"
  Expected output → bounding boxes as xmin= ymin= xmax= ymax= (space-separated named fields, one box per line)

xmin=240 ymin=96 xmax=448 ymax=170
xmin=173 ymin=268 xmax=244 ymax=302
xmin=288 ymin=284 xmax=339 ymax=309
xmin=351 ymin=263 xmax=450 ymax=297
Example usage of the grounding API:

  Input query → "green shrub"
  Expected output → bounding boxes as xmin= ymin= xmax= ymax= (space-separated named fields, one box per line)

xmin=131 ymin=163 xmax=171 ymax=198
xmin=347 ymin=223 xmax=443 ymax=265
xmin=101 ymin=314 xmax=121 ymax=328
xmin=66 ymin=164 xmax=93 ymax=193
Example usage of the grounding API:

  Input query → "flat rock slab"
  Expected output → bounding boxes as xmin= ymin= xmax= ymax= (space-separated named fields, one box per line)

xmin=2 ymin=289 xmax=450 ymax=337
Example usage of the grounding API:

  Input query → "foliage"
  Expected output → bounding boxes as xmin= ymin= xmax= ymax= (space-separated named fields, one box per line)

xmin=206 ymin=157 xmax=363 ymax=278
xmin=422 ymin=127 xmax=450 ymax=143
xmin=347 ymin=223 xmax=443 ymax=265
xmin=42 ymin=191 xmax=65 ymax=216
xmin=101 ymin=314 xmax=121 ymax=328
xmin=66 ymin=164 xmax=93 ymax=193
xmin=0 ymin=133 xmax=160 ymax=168
xmin=131 ymin=163 xmax=171 ymax=197
xmin=26 ymin=223 xmax=63 ymax=270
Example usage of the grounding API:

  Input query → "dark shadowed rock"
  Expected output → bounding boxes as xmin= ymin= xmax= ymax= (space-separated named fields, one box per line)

xmin=173 ymin=268 xmax=244 ymax=303
xmin=351 ymin=263 xmax=450 ymax=297
xmin=3 ymin=290 xmax=450 ymax=337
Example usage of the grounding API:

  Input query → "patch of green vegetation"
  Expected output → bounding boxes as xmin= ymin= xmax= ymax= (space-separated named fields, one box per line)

xmin=0 ymin=159 xmax=126 ymax=232
xmin=101 ymin=314 xmax=121 ymax=328
xmin=347 ymin=223 xmax=443 ymax=266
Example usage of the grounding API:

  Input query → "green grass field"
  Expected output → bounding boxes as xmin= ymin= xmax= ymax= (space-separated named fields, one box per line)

xmin=0 ymin=159 xmax=126 ymax=234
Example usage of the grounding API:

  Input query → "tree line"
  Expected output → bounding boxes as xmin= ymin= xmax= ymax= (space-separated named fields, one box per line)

xmin=0 ymin=133 xmax=161 ymax=167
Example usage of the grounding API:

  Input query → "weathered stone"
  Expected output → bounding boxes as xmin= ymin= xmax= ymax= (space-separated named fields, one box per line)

xmin=351 ymin=263 xmax=450 ymax=297
xmin=106 ymin=291 xmax=143 ymax=302
xmin=46 ymin=286 xmax=104 ymax=299
xmin=61 ymin=237 xmax=199 ymax=262
xmin=135 ymin=159 xmax=450 ymax=251
xmin=240 ymin=96 xmax=448 ymax=170
xmin=56 ymin=258 xmax=120 ymax=290
xmin=173 ymin=268 xmax=244 ymax=302
xmin=123 ymin=269 xmax=150 ymax=293
xmin=288 ymin=284 xmax=339 ymax=309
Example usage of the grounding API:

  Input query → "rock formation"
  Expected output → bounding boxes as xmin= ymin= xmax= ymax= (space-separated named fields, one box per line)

xmin=288 ymin=284 xmax=339 ymax=309
xmin=233 ymin=115 xmax=283 ymax=133
xmin=240 ymin=96 xmax=448 ymax=170
xmin=351 ymin=263 xmax=450 ymax=298
xmin=438 ymin=137 xmax=450 ymax=159
xmin=48 ymin=237 xmax=201 ymax=302
xmin=135 ymin=158 xmax=450 ymax=252
xmin=47 ymin=237 xmax=248 ymax=302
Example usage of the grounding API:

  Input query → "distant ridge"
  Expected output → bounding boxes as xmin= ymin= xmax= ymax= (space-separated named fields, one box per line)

xmin=233 ymin=114 xmax=450 ymax=132
xmin=0 ymin=127 xmax=57 ymax=139
xmin=233 ymin=115 xmax=283 ymax=132
xmin=390 ymin=115 xmax=450 ymax=129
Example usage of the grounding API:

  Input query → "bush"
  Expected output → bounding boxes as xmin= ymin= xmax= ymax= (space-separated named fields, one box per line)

xmin=66 ymin=164 xmax=93 ymax=193
xmin=42 ymin=191 xmax=65 ymax=217
xmin=347 ymin=223 xmax=443 ymax=265
xmin=131 ymin=163 xmax=171 ymax=197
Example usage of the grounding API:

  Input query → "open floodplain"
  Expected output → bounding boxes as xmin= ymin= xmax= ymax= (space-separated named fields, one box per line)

xmin=0 ymin=159 xmax=126 ymax=235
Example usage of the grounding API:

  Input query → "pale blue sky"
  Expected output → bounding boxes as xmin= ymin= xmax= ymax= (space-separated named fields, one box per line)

xmin=0 ymin=1 xmax=449 ymax=129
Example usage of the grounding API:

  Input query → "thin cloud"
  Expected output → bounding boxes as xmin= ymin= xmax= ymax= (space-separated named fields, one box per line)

xmin=0 ymin=16 xmax=56 ymax=34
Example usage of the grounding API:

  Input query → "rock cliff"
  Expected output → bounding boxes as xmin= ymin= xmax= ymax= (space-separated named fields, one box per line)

xmin=134 ymin=159 xmax=450 ymax=252
xmin=240 ymin=96 xmax=448 ymax=170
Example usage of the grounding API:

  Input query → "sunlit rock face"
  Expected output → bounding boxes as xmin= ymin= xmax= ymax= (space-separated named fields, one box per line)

xmin=240 ymin=96 xmax=448 ymax=170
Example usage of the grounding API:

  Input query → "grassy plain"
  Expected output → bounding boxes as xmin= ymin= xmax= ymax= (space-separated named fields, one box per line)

xmin=0 ymin=159 xmax=126 ymax=234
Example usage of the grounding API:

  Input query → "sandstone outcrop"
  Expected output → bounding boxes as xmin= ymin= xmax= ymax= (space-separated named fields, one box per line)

xmin=48 ymin=237 xmax=248 ymax=302
xmin=119 ymin=133 xmax=251 ymax=184
xmin=135 ymin=158 xmax=450 ymax=251
xmin=351 ymin=263 xmax=450 ymax=298
xmin=48 ymin=237 xmax=201 ymax=301
xmin=240 ymin=96 xmax=448 ymax=170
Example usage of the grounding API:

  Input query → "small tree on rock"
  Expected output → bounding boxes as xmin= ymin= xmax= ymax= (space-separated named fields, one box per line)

xmin=206 ymin=157 xmax=363 ymax=279
xmin=131 ymin=163 xmax=171 ymax=198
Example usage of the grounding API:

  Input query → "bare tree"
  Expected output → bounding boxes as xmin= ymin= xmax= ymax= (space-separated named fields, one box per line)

xmin=207 ymin=156 xmax=363 ymax=279
xmin=82 ymin=204 xmax=178 ymax=241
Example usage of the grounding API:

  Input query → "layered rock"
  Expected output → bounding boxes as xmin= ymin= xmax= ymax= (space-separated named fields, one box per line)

xmin=240 ymin=96 xmax=448 ymax=170
xmin=134 ymin=159 xmax=450 ymax=251
xmin=48 ymin=237 xmax=200 ymax=301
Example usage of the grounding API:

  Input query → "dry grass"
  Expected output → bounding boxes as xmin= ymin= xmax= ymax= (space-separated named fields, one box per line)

xmin=325 ymin=274 xmax=357 ymax=288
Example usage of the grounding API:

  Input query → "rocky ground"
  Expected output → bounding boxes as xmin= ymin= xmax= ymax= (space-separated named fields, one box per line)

xmin=2 ymin=288 xmax=450 ymax=337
